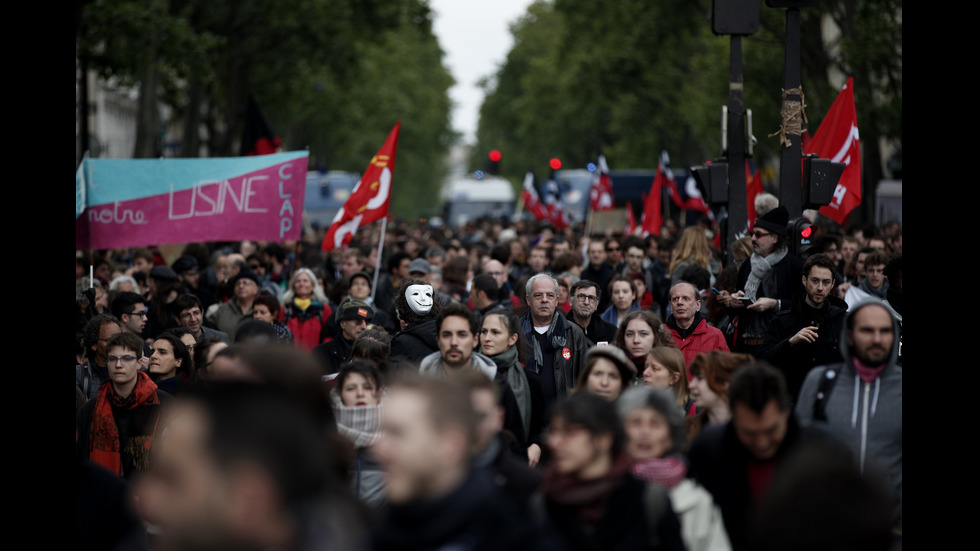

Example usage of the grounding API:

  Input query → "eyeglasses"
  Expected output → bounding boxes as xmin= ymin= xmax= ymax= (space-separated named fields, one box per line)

xmin=180 ymin=309 xmax=202 ymax=321
xmin=107 ymin=355 xmax=139 ymax=364
xmin=127 ymin=310 xmax=148 ymax=318
xmin=605 ymin=246 xmax=620 ymax=252
xmin=574 ymin=294 xmax=598 ymax=303
xmin=750 ymin=230 xmax=771 ymax=239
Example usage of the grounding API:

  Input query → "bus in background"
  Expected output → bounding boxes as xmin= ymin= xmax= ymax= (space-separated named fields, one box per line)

xmin=304 ymin=170 xmax=360 ymax=227
xmin=442 ymin=175 xmax=515 ymax=228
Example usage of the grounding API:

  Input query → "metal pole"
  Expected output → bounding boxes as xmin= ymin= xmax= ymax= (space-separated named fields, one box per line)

xmin=369 ymin=216 xmax=387 ymax=303
xmin=726 ymin=35 xmax=748 ymax=264
xmin=777 ymin=7 xmax=804 ymax=217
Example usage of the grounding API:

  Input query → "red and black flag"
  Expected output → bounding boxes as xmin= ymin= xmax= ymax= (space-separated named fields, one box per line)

xmin=240 ymin=97 xmax=282 ymax=156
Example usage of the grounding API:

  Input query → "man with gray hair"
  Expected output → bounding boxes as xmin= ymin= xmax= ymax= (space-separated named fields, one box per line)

xmin=519 ymin=273 xmax=589 ymax=409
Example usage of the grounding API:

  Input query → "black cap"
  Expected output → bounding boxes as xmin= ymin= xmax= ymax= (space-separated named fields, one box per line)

xmin=149 ymin=265 xmax=179 ymax=282
xmin=339 ymin=300 xmax=374 ymax=322
xmin=754 ymin=206 xmax=789 ymax=235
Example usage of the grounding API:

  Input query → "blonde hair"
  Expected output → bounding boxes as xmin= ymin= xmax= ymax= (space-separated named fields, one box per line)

xmin=669 ymin=227 xmax=712 ymax=277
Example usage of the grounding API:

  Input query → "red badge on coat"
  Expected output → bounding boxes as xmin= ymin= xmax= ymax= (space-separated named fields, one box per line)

xmin=562 ymin=348 xmax=571 ymax=360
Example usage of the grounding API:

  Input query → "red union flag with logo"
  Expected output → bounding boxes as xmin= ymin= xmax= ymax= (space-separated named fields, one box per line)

xmin=806 ymin=77 xmax=861 ymax=224
xmin=322 ymin=122 xmax=400 ymax=252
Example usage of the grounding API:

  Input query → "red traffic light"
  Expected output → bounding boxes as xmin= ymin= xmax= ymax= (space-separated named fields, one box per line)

xmin=549 ymin=158 xmax=562 ymax=170
xmin=800 ymin=226 xmax=812 ymax=239
xmin=488 ymin=150 xmax=502 ymax=162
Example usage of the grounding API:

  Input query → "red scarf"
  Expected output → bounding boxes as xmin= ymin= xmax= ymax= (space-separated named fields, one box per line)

xmin=631 ymin=455 xmax=687 ymax=489
xmin=89 ymin=372 xmax=161 ymax=476
xmin=852 ymin=357 xmax=887 ymax=383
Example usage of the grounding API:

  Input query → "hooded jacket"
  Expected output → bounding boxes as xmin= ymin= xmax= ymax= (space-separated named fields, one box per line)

xmin=795 ymin=298 xmax=902 ymax=529
xmin=419 ymin=351 xmax=528 ymax=447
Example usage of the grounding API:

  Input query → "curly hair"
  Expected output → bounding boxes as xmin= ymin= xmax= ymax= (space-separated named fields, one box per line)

xmin=393 ymin=277 xmax=441 ymax=325
xmin=82 ymin=314 xmax=122 ymax=361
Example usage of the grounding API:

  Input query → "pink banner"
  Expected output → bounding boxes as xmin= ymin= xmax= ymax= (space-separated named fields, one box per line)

xmin=76 ymin=157 xmax=307 ymax=249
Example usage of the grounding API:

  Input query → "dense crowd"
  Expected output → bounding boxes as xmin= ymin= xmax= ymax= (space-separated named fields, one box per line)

xmin=76 ymin=200 xmax=903 ymax=551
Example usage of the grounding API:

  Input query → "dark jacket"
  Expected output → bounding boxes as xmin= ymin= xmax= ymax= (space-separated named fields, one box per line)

xmin=758 ymin=293 xmax=847 ymax=400
xmin=313 ymin=336 xmax=353 ymax=375
xmin=570 ymin=314 xmax=618 ymax=346
xmin=390 ymin=318 xmax=440 ymax=366
xmin=541 ymin=473 xmax=685 ymax=551
xmin=688 ymin=414 xmax=830 ymax=551
xmin=734 ymin=252 xmax=803 ymax=348
xmin=76 ymin=388 xmax=172 ymax=481
xmin=519 ymin=311 xmax=590 ymax=404
xmin=371 ymin=469 xmax=545 ymax=551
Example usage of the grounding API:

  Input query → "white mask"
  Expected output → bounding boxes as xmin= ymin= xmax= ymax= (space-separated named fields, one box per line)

xmin=405 ymin=284 xmax=434 ymax=315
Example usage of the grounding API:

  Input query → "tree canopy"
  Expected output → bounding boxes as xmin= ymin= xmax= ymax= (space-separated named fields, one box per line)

xmin=77 ymin=0 xmax=454 ymax=216
xmin=475 ymin=0 xmax=902 ymax=205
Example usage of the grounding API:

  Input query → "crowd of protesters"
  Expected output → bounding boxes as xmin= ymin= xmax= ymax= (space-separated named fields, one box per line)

xmin=76 ymin=202 xmax=903 ymax=551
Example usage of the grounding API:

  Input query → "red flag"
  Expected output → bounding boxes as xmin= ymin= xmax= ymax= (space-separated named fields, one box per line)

xmin=543 ymin=174 xmax=570 ymax=229
xmin=521 ymin=171 xmax=550 ymax=222
xmin=640 ymin=170 xmax=663 ymax=237
xmin=625 ymin=201 xmax=638 ymax=234
xmin=590 ymin=155 xmax=614 ymax=211
xmin=321 ymin=122 xmax=400 ymax=252
xmin=745 ymin=161 xmax=762 ymax=228
xmin=806 ymin=77 xmax=861 ymax=224
xmin=657 ymin=151 xmax=710 ymax=214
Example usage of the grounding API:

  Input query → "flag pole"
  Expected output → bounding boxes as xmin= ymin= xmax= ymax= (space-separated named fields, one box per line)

xmin=369 ymin=216 xmax=388 ymax=303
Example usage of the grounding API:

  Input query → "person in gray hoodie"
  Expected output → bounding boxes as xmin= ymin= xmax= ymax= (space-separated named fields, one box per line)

xmin=419 ymin=303 xmax=527 ymax=449
xmin=795 ymin=298 xmax=902 ymax=532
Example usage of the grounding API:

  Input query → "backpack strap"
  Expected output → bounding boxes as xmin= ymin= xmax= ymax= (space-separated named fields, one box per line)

xmin=812 ymin=366 xmax=840 ymax=422
xmin=643 ymin=482 xmax=670 ymax=547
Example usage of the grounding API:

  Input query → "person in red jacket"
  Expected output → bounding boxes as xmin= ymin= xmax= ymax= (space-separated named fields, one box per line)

xmin=665 ymin=282 xmax=729 ymax=367
xmin=280 ymin=268 xmax=333 ymax=351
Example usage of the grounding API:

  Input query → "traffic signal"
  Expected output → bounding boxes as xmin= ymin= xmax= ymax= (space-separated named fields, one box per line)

xmin=788 ymin=217 xmax=813 ymax=257
xmin=692 ymin=161 xmax=729 ymax=204
xmin=802 ymin=156 xmax=846 ymax=209
xmin=487 ymin=150 xmax=502 ymax=175
xmin=549 ymin=158 xmax=562 ymax=170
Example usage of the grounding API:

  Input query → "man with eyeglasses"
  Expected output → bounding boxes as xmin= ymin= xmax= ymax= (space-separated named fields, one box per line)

xmin=173 ymin=294 xmax=230 ymax=344
xmin=519 ymin=273 xmax=589 ymax=407
xmin=110 ymin=291 xmax=153 ymax=361
xmin=568 ymin=279 xmax=617 ymax=345
xmin=76 ymin=331 xmax=171 ymax=480
xmin=720 ymin=206 xmax=803 ymax=355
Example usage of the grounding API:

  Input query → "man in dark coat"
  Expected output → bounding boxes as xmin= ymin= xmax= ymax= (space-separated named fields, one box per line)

xmin=313 ymin=300 xmax=374 ymax=375
xmin=371 ymin=375 xmax=544 ymax=551
xmin=758 ymin=253 xmax=847 ymax=400
xmin=389 ymin=277 xmax=442 ymax=366
xmin=688 ymin=362 xmax=836 ymax=551
xmin=721 ymin=206 xmax=803 ymax=355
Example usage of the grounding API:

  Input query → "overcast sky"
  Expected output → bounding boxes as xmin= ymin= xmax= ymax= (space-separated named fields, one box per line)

xmin=430 ymin=0 xmax=535 ymax=145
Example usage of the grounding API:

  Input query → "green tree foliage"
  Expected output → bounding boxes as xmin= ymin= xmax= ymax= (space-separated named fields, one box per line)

xmin=476 ymin=0 xmax=900 ymax=196
xmin=78 ymin=0 xmax=453 ymax=216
